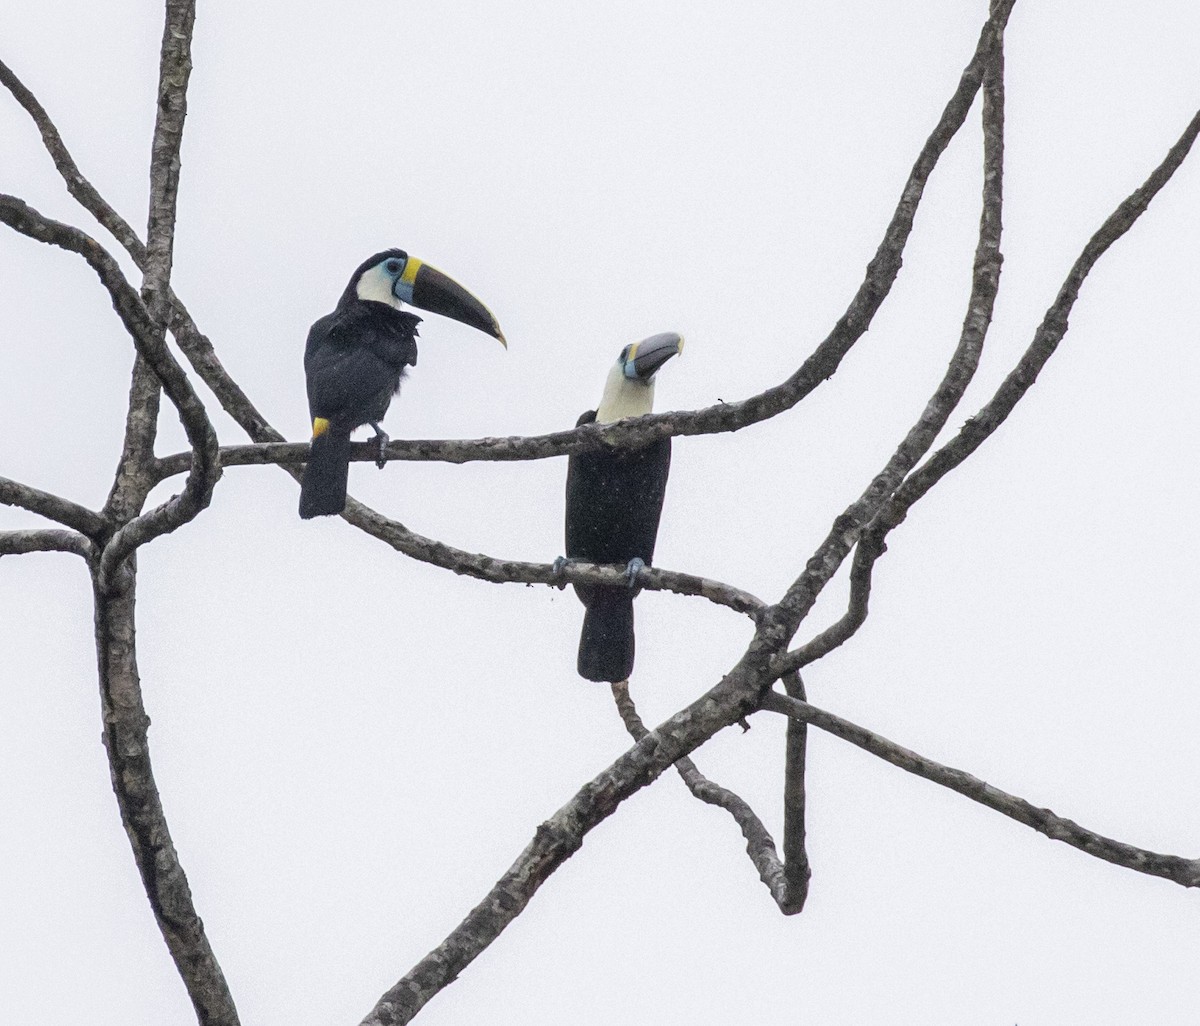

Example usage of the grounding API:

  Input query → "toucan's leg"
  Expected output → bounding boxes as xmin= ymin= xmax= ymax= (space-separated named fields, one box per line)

xmin=623 ymin=557 xmax=646 ymax=588
xmin=368 ymin=422 xmax=389 ymax=469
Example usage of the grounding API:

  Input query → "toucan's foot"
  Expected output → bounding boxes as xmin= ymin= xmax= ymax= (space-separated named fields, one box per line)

xmin=369 ymin=422 xmax=390 ymax=469
xmin=551 ymin=556 xmax=571 ymax=589
xmin=623 ymin=557 xmax=646 ymax=588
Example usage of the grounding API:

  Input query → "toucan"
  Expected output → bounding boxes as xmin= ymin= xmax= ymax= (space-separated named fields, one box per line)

xmin=299 ymin=249 xmax=506 ymax=519
xmin=561 ymin=332 xmax=684 ymax=682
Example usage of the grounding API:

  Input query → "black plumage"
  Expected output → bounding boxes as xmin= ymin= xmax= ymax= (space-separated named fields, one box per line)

xmin=300 ymin=298 xmax=419 ymax=518
xmin=299 ymin=249 xmax=504 ymax=519
xmin=565 ymin=410 xmax=672 ymax=682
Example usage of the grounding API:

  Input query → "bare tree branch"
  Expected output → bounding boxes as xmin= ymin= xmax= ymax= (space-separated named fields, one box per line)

xmin=143 ymin=0 xmax=194 ymax=318
xmin=610 ymin=681 xmax=803 ymax=913
xmin=6 ymin=2 xmax=1195 ymax=1023
xmin=777 ymin=9 xmax=1007 ymax=672
xmin=782 ymin=531 xmax=883 ymax=670
xmin=0 ymin=475 xmax=106 ymax=537
xmin=759 ymin=691 xmax=1200 ymax=887
xmin=0 ymin=528 xmax=95 ymax=559
xmin=765 ymin=7 xmax=1011 ymax=657
xmin=91 ymin=6 xmax=238 ymax=1023
xmin=773 ymin=101 xmax=1200 ymax=680
xmin=93 ymin=564 xmax=239 ymax=1026
xmin=104 ymin=357 xmax=165 ymax=522
xmin=884 ymin=106 xmax=1200 ymax=527
xmin=360 ymin=656 xmax=780 ymax=1026
xmin=358 ymin=12 xmax=1020 ymax=1015
xmin=341 ymin=497 xmax=765 ymax=617
xmin=779 ymin=670 xmax=810 ymax=912
xmin=0 ymin=56 xmax=146 ymax=260
xmin=5 ymin=8 xmax=236 ymax=1024
xmin=0 ymin=196 xmax=221 ymax=590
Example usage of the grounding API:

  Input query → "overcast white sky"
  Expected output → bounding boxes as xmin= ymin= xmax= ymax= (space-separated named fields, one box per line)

xmin=4 ymin=2 xmax=1200 ymax=1023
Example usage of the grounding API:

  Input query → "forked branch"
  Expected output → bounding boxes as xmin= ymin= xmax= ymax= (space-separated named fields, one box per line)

xmin=611 ymin=680 xmax=807 ymax=913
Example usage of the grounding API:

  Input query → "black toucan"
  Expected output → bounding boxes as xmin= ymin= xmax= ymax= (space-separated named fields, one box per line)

xmin=299 ymin=249 xmax=506 ymax=519
xmin=561 ymin=332 xmax=684 ymax=682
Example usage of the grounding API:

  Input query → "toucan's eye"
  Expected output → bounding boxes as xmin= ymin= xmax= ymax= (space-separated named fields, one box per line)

xmin=385 ymin=259 xmax=402 ymax=275
xmin=619 ymin=345 xmax=632 ymax=362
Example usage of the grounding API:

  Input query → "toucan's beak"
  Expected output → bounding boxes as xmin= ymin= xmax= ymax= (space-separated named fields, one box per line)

xmin=409 ymin=261 xmax=507 ymax=347
xmin=626 ymin=331 xmax=684 ymax=380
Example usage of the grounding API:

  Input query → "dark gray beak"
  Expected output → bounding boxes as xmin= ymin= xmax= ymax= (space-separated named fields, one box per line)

xmin=410 ymin=262 xmax=507 ymax=347
xmin=626 ymin=331 xmax=684 ymax=380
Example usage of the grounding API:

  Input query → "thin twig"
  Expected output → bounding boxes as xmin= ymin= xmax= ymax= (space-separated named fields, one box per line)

xmin=760 ymin=691 xmax=1200 ymax=887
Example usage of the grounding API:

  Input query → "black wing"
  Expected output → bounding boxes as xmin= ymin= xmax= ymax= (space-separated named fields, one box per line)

xmin=304 ymin=308 xmax=419 ymax=425
xmin=565 ymin=410 xmax=672 ymax=567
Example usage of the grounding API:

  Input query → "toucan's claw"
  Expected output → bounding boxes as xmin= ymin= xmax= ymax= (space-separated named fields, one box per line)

xmin=369 ymin=422 xmax=389 ymax=469
xmin=552 ymin=556 xmax=571 ymax=589
xmin=623 ymin=557 xmax=646 ymax=589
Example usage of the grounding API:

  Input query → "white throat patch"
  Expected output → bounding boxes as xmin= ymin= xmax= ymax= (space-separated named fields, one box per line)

xmin=356 ymin=264 xmax=404 ymax=308
xmin=595 ymin=361 xmax=655 ymax=423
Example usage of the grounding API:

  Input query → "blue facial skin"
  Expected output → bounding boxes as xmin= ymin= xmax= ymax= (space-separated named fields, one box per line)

xmin=380 ymin=256 xmax=414 ymax=305
xmin=621 ymin=345 xmax=639 ymax=379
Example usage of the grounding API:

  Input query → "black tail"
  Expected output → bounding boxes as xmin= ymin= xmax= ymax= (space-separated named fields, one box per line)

xmin=299 ymin=431 xmax=352 ymax=519
xmin=577 ymin=590 xmax=635 ymax=683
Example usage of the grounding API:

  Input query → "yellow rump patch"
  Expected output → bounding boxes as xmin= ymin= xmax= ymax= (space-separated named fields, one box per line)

xmin=312 ymin=417 xmax=330 ymax=439
xmin=401 ymin=257 xmax=423 ymax=285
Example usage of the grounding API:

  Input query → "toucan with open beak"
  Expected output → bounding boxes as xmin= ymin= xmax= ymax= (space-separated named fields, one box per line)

xmin=559 ymin=332 xmax=684 ymax=682
xmin=299 ymin=249 xmax=506 ymax=519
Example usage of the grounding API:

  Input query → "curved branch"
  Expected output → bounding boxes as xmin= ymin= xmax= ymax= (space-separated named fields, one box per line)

xmin=883 ymin=104 xmax=1200 ymax=527
xmin=0 ymin=56 xmax=146 ymax=260
xmin=773 ymin=102 xmax=1200 ymax=680
xmin=93 ymin=565 xmax=239 ymax=1026
xmin=760 ymin=691 xmax=1200 ymax=887
xmin=0 ymin=475 xmax=107 ymax=537
xmin=0 ymin=197 xmax=221 ymax=590
xmin=342 ymin=497 xmax=765 ymax=617
xmin=775 ymin=13 xmax=1007 ymax=671
xmin=610 ymin=681 xmax=803 ymax=913
xmin=0 ymin=528 xmax=95 ymax=559
xmin=780 ymin=531 xmax=883 ymax=671
xmin=360 ymin=653 xmax=775 ymax=1026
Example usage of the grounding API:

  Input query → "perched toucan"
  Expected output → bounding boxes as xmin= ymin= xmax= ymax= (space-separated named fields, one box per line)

xmin=561 ymin=332 xmax=684 ymax=682
xmin=299 ymin=249 xmax=506 ymax=519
